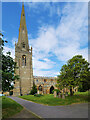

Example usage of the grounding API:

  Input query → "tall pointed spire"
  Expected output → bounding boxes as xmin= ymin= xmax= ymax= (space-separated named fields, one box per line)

xmin=17 ymin=3 xmax=29 ymax=51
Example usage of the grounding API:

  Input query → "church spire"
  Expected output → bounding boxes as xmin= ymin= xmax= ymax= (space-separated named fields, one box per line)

xmin=17 ymin=3 xmax=29 ymax=51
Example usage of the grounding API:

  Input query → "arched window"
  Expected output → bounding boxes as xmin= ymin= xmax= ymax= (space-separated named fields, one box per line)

xmin=44 ymin=79 xmax=46 ymax=82
xmin=38 ymin=85 xmax=42 ymax=91
xmin=22 ymin=55 xmax=26 ymax=66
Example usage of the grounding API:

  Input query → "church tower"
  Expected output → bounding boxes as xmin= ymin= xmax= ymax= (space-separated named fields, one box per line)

xmin=13 ymin=3 xmax=33 ymax=96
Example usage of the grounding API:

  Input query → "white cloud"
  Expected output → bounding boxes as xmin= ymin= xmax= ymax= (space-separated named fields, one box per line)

xmin=25 ymin=2 xmax=62 ymax=17
xmin=33 ymin=57 xmax=56 ymax=70
xmin=29 ymin=2 xmax=88 ymax=76
xmin=3 ymin=2 xmax=88 ymax=77
xmin=33 ymin=68 xmax=58 ymax=77
xmin=3 ymin=37 xmax=17 ymax=59
xmin=12 ymin=37 xmax=18 ymax=46
xmin=3 ymin=46 xmax=15 ymax=59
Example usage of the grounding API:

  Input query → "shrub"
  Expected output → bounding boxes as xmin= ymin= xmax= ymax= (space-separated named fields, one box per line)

xmin=53 ymin=89 xmax=60 ymax=95
xmin=34 ymin=94 xmax=43 ymax=97
xmin=30 ymin=82 xmax=37 ymax=95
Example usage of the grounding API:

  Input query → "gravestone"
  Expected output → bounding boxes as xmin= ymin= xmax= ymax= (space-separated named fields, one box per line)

xmin=65 ymin=92 xmax=68 ymax=96
xmin=42 ymin=91 xmax=43 ymax=95
xmin=62 ymin=94 xmax=65 ymax=99
xmin=58 ymin=92 xmax=61 ymax=98
xmin=37 ymin=90 xmax=39 ymax=94
xmin=54 ymin=91 xmax=57 ymax=97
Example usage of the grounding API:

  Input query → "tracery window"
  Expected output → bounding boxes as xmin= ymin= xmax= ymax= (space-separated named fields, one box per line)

xmin=22 ymin=55 xmax=26 ymax=66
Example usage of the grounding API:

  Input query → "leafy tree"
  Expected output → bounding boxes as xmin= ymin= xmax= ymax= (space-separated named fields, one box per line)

xmin=0 ymin=32 xmax=19 ymax=92
xmin=78 ymin=70 xmax=90 ymax=92
xmin=57 ymin=55 xmax=90 ymax=96
xmin=30 ymin=81 xmax=37 ymax=95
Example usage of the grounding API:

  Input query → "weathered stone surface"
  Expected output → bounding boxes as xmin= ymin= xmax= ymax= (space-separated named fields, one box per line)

xmin=58 ymin=92 xmax=61 ymax=98
xmin=54 ymin=91 xmax=57 ymax=97
xmin=62 ymin=94 xmax=65 ymax=99
xmin=37 ymin=90 xmax=39 ymax=94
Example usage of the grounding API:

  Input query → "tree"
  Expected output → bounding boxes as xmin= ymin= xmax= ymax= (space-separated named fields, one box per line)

xmin=30 ymin=81 xmax=37 ymax=95
xmin=78 ymin=70 xmax=90 ymax=92
xmin=57 ymin=55 xmax=90 ymax=96
xmin=0 ymin=32 xmax=19 ymax=92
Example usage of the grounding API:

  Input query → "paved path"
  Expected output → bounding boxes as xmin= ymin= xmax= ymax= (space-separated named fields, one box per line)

xmin=10 ymin=108 xmax=41 ymax=119
xmin=8 ymin=96 xmax=88 ymax=118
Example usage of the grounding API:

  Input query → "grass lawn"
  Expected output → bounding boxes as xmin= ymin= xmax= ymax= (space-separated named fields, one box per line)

xmin=19 ymin=91 xmax=89 ymax=106
xmin=2 ymin=96 xmax=23 ymax=118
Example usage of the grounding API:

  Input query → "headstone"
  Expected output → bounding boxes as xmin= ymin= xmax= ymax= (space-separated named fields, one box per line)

xmin=62 ymin=94 xmax=65 ymax=99
xmin=54 ymin=91 xmax=57 ymax=97
xmin=63 ymin=89 xmax=65 ymax=93
xmin=42 ymin=91 xmax=43 ymax=95
xmin=44 ymin=90 xmax=46 ymax=94
xmin=37 ymin=90 xmax=39 ymax=94
xmin=65 ymin=92 xmax=68 ymax=96
xmin=58 ymin=92 xmax=61 ymax=98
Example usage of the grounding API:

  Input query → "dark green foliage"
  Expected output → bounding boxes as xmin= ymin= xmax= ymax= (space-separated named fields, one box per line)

xmin=2 ymin=52 xmax=17 ymax=91
xmin=9 ymin=91 xmax=13 ymax=96
xmin=34 ymin=94 xmax=43 ymax=97
xmin=78 ymin=70 xmax=90 ymax=92
xmin=0 ymin=32 xmax=19 ymax=92
xmin=57 ymin=55 xmax=90 ymax=96
xmin=30 ymin=81 xmax=37 ymax=95
xmin=52 ymin=89 xmax=60 ymax=94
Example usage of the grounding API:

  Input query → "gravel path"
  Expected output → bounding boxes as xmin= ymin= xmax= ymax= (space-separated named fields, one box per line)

xmin=8 ymin=96 xmax=88 ymax=118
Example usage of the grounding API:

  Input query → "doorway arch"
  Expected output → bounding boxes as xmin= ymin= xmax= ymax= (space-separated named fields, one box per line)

xmin=50 ymin=86 xmax=54 ymax=94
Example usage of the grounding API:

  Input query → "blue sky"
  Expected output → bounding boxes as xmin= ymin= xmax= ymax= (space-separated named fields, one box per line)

xmin=2 ymin=2 xmax=88 ymax=77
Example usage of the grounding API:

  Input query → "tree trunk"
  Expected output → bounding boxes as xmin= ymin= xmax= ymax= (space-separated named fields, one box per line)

xmin=70 ymin=87 xmax=73 ymax=96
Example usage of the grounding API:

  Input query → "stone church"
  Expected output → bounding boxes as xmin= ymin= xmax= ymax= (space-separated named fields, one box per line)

xmin=13 ymin=4 xmax=57 ymax=96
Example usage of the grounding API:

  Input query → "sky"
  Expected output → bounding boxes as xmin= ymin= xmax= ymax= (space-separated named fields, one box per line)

xmin=2 ymin=2 xmax=88 ymax=77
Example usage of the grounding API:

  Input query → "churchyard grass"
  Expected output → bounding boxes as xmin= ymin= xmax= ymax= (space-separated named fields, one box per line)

xmin=2 ymin=96 xmax=23 ymax=118
xmin=19 ymin=91 xmax=89 ymax=106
